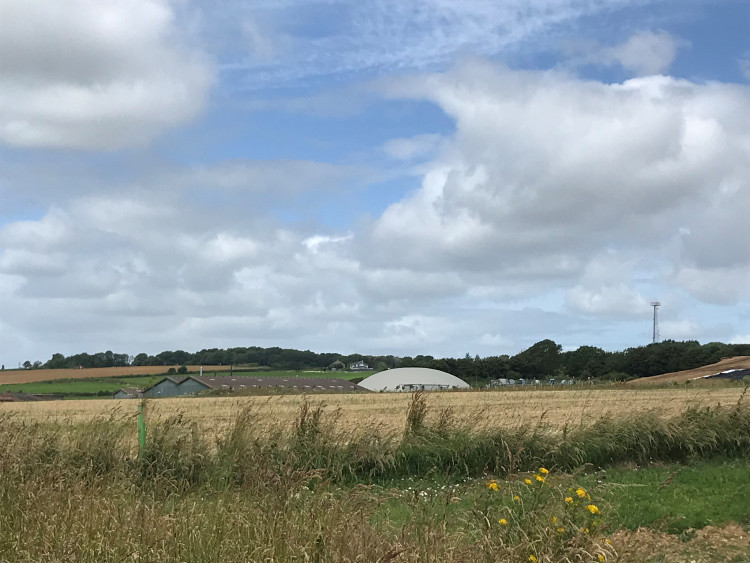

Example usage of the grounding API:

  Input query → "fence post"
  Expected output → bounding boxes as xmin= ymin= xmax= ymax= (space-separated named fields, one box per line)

xmin=137 ymin=402 xmax=146 ymax=459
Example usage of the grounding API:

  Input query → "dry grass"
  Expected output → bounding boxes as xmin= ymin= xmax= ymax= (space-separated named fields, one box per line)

xmin=627 ymin=356 xmax=750 ymax=385
xmin=2 ymin=386 xmax=745 ymax=438
xmin=0 ymin=365 xmax=232 ymax=384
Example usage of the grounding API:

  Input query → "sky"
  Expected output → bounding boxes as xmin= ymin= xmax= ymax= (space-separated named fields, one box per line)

xmin=1 ymin=0 xmax=749 ymax=367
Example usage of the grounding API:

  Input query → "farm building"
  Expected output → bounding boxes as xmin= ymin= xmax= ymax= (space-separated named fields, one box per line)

xmin=358 ymin=368 xmax=470 ymax=392
xmin=113 ymin=387 xmax=144 ymax=399
xmin=140 ymin=375 xmax=366 ymax=398
xmin=143 ymin=377 xmax=190 ymax=398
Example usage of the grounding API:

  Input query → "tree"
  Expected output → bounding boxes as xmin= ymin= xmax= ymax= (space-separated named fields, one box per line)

xmin=511 ymin=339 xmax=562 ymax=378
xmin=45 ymin=353 xmax=68 ymax=369
xmin=22 ymin=361 xmax=32 ymax=369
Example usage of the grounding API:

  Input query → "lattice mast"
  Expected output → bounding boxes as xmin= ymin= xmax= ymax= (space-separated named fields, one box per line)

xmin=651 ymin=301 xmax=661 ymax=344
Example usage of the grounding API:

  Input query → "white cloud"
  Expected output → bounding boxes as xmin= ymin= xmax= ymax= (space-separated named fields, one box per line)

xmin=563 ymin=30 xmax=685 ymax=76
xmin=566 ymin=284 xmax=649 ymax=316
xmin=215 ymin=0 xmax=647 ymax=88
xmin=606 ymin=31 xmax=683 ymax=76
xmin=0 ymin=0 xmax=212 ymax=149
xmin=373 ymin=62 xmax=750 ymax=304
xmin=660 ymin=319 xmax=700 ymax=340
xmin=3 ymin=57 xmax=750 ymax=366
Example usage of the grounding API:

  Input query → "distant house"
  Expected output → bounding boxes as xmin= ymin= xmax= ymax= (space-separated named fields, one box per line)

xmin=113 ymin=387 xmax=144 ymax=399
xmin=349 ymin=360 xmax=370 ymax=372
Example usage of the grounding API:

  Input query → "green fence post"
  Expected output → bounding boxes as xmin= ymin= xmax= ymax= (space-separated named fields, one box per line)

xmin=137 ymin=402 xmax=146 ymax=459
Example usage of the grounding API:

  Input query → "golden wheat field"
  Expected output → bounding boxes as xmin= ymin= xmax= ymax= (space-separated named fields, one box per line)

xmin=1 ymin=386 xmax=745 ymax=438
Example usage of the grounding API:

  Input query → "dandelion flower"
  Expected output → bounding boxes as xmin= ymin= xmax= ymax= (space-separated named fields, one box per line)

xmin=513 ymin=495 xmax=521 ymax=502
xmin=564 ymin=497 xmax=573 ymax=504
xmin=539 ymin=467 xmax=549 ymax=475
xmin=535 ymin=474 xmax=545 ymax=483
xmin=498 ymin=518 xmax=508 ymax=525
xmin=575 ymin=487 xmax=586 ymax=498
xmin=524 ymin=478 xmax=532 ymax=485
xmin=488 ymin=481 xmax=499 ymax=491
xmin=597 ymin=555 xmax=605 ymax=562
xmin=549 ymin=516 xmax=558 ymax=524
xmin=528 ymin=556 xmax=538 ymax=563
xmin=556 ymin=527 xmax=564 ymax=533
xmin=585 ymin=504 xmax=600 ymax=515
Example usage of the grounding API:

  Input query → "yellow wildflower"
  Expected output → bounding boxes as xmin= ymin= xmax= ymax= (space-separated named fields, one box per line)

xmin=549 ymin=516 xmax=558 ymax=524
xmin=488 ymin=481 xmax=499 ymax=491
xmin=498 ymin=518 xmax=508 ymax=525
xmin=528 ymin=556 xmax=538 ymax=563
xmin=539 ymin=467 xmax=549 ymax=475
xmin=535 ymin=474 xmax=545 ymax=483
xmin=556 ymin=527 xmax=564 ymax=533
xmin=524 ymin=478 xmax=532 ymax=485
xmin=605 ymin=539 xmax=611 ymax=545
xmin=564 ymin=496 xmax=573 ymax=504
xmin=597 ymin=555 xmax=605 ymax=563
xmin=585 ymin=504 xmax=600 ymax=515
xmin=575 ymin=487 xmax=586 ymax=498
xmin=513 ymin=495 xmax=521 ymax=502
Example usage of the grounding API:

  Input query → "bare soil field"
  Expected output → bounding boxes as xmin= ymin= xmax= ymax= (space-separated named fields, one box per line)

xmin=2 ymin=386 xmax=745 ymax=438
xmin=627 ymin=356 xmax=750 ymax=385
xmin=0 ymin=365 xmax=232 ymax=385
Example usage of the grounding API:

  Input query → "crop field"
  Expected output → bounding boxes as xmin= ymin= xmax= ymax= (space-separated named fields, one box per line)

xmin=0 ymin=364 xmax=233 ymax=384
xmin=1 ymin=385 xmax=748 ymax=562
xmin=2 ymin=385 xmax=745 ymax=436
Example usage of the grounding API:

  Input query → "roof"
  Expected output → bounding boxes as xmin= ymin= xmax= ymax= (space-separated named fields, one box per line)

xmin=190 ymin=375 xmax=365 ymax=392
xmin=114 ymin=387 xmax=143 ymax=395
xmin=359 ymin=368 xmax=470 ymax=392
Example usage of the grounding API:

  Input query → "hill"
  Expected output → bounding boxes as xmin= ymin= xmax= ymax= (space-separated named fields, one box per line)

xmin=0 ymin=365 xmax=233 ymax=385
xmin=627 ymin=356 xmax=750 ymax=385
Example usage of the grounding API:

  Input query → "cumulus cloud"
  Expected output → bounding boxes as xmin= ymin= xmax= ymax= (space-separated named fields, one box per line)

xmin=373 ymin=61 xmax=750 ymax=309
xmin=3 ymin=58 xmax=750 ymax=365
xmin=0 ymin=0 xmax=212 ymax=149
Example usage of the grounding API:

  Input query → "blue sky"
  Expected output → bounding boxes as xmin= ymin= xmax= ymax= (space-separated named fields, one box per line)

xmin=1 ymin=0 xmax=748 ymax=367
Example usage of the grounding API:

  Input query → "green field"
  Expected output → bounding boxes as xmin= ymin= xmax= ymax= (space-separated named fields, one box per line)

xmin=0 ymin=369 xmax=372 ymax=398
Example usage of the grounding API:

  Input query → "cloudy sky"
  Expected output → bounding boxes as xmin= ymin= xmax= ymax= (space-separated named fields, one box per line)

xmin=1 ymin=0 xmax=749 ymax=366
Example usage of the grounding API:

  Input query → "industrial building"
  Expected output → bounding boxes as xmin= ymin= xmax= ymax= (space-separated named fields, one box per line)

xmin=358 ymin=367 xmax=470 ymax=392
xmin=120 ymin=375 xmax=366 ymax=399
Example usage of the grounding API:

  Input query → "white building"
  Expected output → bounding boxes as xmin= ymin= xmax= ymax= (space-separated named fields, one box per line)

xmin=359 ymin=367 xmax=470 ymax=392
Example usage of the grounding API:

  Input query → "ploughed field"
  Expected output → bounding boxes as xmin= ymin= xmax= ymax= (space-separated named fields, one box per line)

xmin=3 ymin=386 xmax=745 ymax=437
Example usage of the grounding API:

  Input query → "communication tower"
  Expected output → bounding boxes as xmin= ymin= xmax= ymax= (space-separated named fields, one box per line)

xmin=650 ymin=301 xmax=661 ymax=344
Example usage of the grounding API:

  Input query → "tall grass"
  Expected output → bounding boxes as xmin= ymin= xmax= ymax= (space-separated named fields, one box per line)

xmin=0 ymin=391 xmax=748 ymax=561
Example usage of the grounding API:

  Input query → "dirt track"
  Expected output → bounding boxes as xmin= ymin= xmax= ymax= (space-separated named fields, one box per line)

xmin=0 ymin=365 xmax=232 ymax=385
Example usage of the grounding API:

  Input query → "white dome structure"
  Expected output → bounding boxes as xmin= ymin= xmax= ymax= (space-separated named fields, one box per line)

xmin=359 ymin=367 xmax=470 ymax=392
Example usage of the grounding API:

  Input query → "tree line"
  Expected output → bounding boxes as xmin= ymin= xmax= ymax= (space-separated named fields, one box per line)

xmin=25 ymin=339 xmax=750 ymax=382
